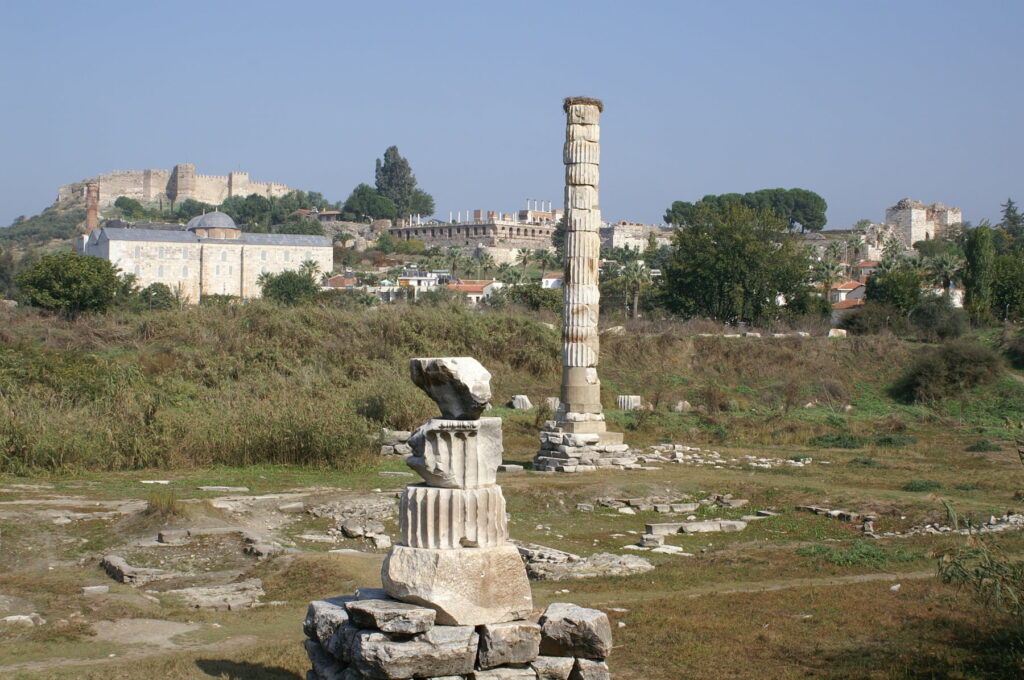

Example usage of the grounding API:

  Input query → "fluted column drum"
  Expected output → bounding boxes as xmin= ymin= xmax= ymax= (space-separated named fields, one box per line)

xmin=399 ymin=485 xmax=508 ymax=550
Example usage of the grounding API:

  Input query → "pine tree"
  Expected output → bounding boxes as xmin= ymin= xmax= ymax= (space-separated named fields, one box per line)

xmin=962 ymin=223 xmax=995 ymax=323
xmin=375 ymin=147 xmax=419 ymax=218
xmin=1000 ymin=198 xmax=1023 ymax=239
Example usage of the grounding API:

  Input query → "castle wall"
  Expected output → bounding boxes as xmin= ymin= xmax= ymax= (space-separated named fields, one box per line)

xmin=885 ymin=200 xmax=962 ymax=247
xmin=59 ymin=164 xmax=294 ymax=209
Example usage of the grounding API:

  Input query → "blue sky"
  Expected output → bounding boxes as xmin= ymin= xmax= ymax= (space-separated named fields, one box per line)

xmin=1 ymin=1 xmax=1021 ymax=230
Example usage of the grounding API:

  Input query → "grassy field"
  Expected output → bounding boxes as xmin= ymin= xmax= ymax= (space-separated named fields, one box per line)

xmin=1 ymin=304 xmax=1023 ymax=678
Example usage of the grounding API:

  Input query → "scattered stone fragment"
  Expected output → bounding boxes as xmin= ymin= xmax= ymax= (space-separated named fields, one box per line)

xmin=539 ymin=603 xmax=612 ymax=659
xmin=140 ymin=480 xmax=170 ymax=485
xmin=615 ymin=395 xmax=642 ymax=411
xmin=475 ymin=667 xmax=539 ymax=679
xmin=679 ymin=520 xmax=747 ymax=534
xmin=510 ymin=395 xmax=534 ymax=409
xmin=278 ymin=501 xmax=305 ymax=513
xmin=346 ymin=598 xmax=436 ymax=635
xmin=81 ymin=585 xmax=109 ymax=595
xmin=498 ymin=464 xmax=524 ymax=473
xmin=197 ymin=486 xmax=249 ymax=492
xmin=576 ymin=503 xmax=594 ymax=512
xmin=378 ymin=471 xmax=414 ymax=477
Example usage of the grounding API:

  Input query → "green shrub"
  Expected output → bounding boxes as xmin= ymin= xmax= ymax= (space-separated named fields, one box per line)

xmin=1001 ymin=330 xmax=1024 ymax=370
xmin=873 ymin=434 xmax=917 ymax=447
xmin=890 ymin=341 xmax=1004 ymax=403
xmin=798 ymin=541 xmax=918 ymax=568
xmin=848 ymin=457 xmax=884 ymax=468
xmin=954 ymin=483 xmax=981 ymax=491
xmin=909 ymin=296 xmax=967 ymax=342
xmin=810 ymin=432 xmax=866 ymax=449
xmin=837 ymin=301 xmax=911 ymax=336
xmin=965 ymin=439 xmax=1002 ymax=452
xmin=903 ymin=479 xmax=943 ymax=492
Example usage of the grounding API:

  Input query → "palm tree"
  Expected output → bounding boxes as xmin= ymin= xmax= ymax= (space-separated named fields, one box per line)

xmin=926 ymin=253 xmax=963 ymax=297
xmin=473 ymin=252 xmax=496 ymax=279
xmin=825 ymin=241 xmax=845 ymax=263
xmin=299 ymin=259 xmax=322 ymax=282
xmin=813 ymin=259 xmax=845 ymax=294
xmin=846 ymin=235 xmax=865 ymax=263
xmin=496 ymin=263 xmax=524 ymax=285
xmin=620 ymin=261 xmax=652 ymax=319
xmin=516 ymin=248 xmax=533 ymax=273
xmin=534 ymin=249 xmax=558 ymax=279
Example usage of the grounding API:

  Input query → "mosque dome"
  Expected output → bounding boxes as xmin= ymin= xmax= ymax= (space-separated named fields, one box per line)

xmin=187 ymin=211 xmax=238 ymax=230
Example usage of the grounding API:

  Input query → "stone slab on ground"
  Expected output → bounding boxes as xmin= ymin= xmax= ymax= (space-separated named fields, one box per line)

xmin=163 ymin=578 xmax=264 ymax=611
xmin=101 ymin=554 xmax=174 ymax=585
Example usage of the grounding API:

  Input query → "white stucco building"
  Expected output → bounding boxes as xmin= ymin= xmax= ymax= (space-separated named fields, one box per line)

xmin=79 ymin=211 xmax=332 ymax=303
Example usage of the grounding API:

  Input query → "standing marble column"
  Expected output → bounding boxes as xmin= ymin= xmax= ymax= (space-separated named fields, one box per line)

xmin=533 ymin=98 xmax=630 ymax=473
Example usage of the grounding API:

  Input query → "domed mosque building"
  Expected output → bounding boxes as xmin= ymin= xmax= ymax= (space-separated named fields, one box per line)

xmin=80 ymin=211 xmax=332 ymax=302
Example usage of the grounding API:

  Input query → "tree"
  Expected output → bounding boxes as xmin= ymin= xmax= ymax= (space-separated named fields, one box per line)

xmin=175 ymin=199 xmax=215 ymax=222
xmin=277 ymin=214 xmax=325 ymax=236
xmin=299 ymin=259 xmax=322 ymax=281
xmin=409 ymin=189 xmax=435 ymax=217
xmin=516 ymin=248 xmax=533 ymax=273
xmin=375 ymin=146 xmax=434 ymax=218
xmin=664 ymin=188 xmax=827 ymax=232
xmin=659 ymin=203 xmax=813 ymax=323
xmin=1000 ymin=198 xmax=1024 ymax=239
xmin=259 ymin=270 xmax=320 ymax=305
xmin=963 ymin=223 xmax=996 ymax=323
xmin=866 ymin=263 xmax=922 ymax=314
xmin=620 ymin=261 xmax=652 ymax=319
xmin=135 ymin=282 xmax=178 ymax=311
xmin=925 ymin=252 xmax=963 ymax=297
xmin=375 ymin=232 xmax=396 ymax=254
xmin=813 ymin=259 xmax=845 ymax=293
xmin=343 ymin=184 xmax=397 ymax=221
xmin=114 ymin=196 xmax=144 ymax=219
xmin=473 ymin=252 xmax=496 ymax=279
xmin=15 ymin=252 xmax=124 ymax=318
xmin=993 ymin=252 xmax=1024 ymax=321
xmin=534 ymin=249 xmax=558 ymax=279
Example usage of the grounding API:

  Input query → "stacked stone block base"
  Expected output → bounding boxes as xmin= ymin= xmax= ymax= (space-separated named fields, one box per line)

xmin=304 ymin=594 xmax=613 ymax=680
xmin=533 ymin=427 xmax=636 ymax=473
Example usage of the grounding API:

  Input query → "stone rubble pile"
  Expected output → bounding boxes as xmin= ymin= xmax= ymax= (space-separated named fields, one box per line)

xmin=303 ymin=594 xmax=614 ymax=680
xmin=533 ymin=429 xmax=639 ymax=472
xmin=380 ymin=430 xmax=413 ymax=457
xmin=304 ymin=356 xmax=615 ymax=679
xmin=639 ymin=445 xmax=812 ymax=470
xmin=870 ymin=512 xmax=1024 ymax=539
xmin=514 ymin=541 xmax=654 ymax=581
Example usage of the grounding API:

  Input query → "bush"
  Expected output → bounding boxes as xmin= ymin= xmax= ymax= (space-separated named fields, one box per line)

xmin=909 ymin=296 xmax=967 ymax=342
xmin=810 ymin=432 xmax=865 ymax=449
xmin=939 ymin=540 xmax=1024 ymax=623
xmin=903 ymin=479 xmax=942 ymax=492
xmin=838 ymin=302 xmax=911 ymax=336
xmin=873 ymin=434 xmax=917 ymax=447
xmin=16 ymin=252 xmax=125 ymax=318
xmin=260 ymin=270 xmax=320 ymax=306
xmin=797 ymin=541 xmax=917 ymax=567
xmin=965 ymin=439 xmax=1003 ymax=452
xmin=848 ymin=457 xmax=884 ymax=468
xmin=890 ymin=341 xmax=1004 ymax=403
xmin=1001 ymin=329 xmax=1024 ymax=369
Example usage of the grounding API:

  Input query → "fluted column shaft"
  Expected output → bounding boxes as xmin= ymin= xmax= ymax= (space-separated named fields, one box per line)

xmin=560 ymin=99 xmax=604 ymax=417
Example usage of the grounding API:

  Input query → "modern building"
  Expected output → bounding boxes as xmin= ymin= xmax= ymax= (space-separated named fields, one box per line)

xmin=78 ymin=211 xmax=332 ymax=303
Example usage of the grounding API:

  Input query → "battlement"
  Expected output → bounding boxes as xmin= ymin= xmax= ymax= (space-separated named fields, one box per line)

xmin=58 ymin=163 xmax=296 ymax=208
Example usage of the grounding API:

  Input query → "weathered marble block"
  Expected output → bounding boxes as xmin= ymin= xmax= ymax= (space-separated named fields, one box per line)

xmin=477 ymin=620 xmax=542 ymax=669
xmin=347 ymin=624 xmax=479 ymax=679
xmin=410 ymin=357 xmax=492 ymax=420
xmin=538 ymin=603 xmax=613 ymax=659
xmin=407 ymin=418 xmax=502 ymax=489
xmin=400 ymin=484 xmax=508 ymax=550
xmin=382 ymin=544 xmax=533 ymax=626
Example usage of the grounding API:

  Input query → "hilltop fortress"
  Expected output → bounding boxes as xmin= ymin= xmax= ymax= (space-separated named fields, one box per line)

xmin=58 ymin=163 xmax=294 ymax=208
